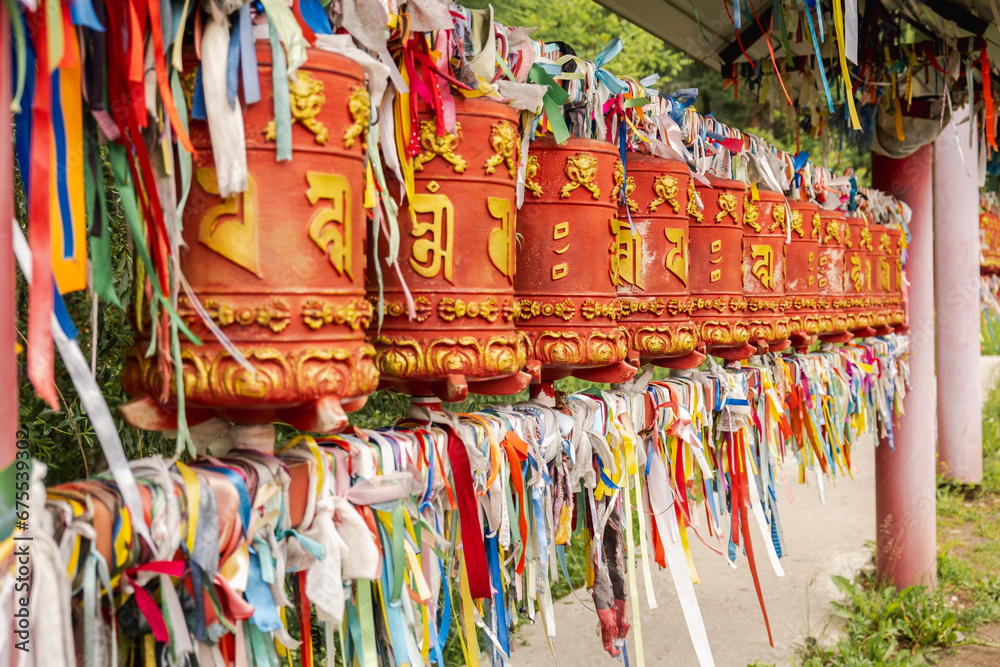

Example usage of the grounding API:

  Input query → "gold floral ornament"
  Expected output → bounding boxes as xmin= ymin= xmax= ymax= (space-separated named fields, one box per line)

xmin=687 ymin=180 xmax=703 ymax=222
xmin=302 ymin=298 xmax=373 ymax=331
xmin=611 ymin=161 xmax=638 ymax=212
xmin=811 ymin=213 xmax=822 ymax=239
xmin=561 ymin=154 xmax=601 ymax=199
xmin=178 ymin=297 xmax=291 ymax=333
xmin=770 ymin=202 xmax=786 ymax=233
xmin=413 ymin=121 xmax=466 ymax=172
xmin=438 ymin=297 xmax=502 ymax=323
xmin=265 ymin=70 xmax=328 ymax=145
xmin=743 ymin=194 xmax=760 ymax=231
xmin=860 ymin=225 xmax=873 ymax=251
xmin=525 ymin=155 xmax=543 ymax=198
xmin=484 ymin=122 xmax=518 ymax=179
xmin=715 ymin=192 xmax=737 ymax=223
xmin=343 ymin=86 xmax=370 ymax=149
xmin=649 ymin=174 xmax=680 ymax=214
xmin=824 ymin=219 xmax=843 ymax=244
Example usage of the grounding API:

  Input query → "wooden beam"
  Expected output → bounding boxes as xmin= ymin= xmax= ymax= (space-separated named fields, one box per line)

xmin=719 ymin=5 xmax=773 ymax=65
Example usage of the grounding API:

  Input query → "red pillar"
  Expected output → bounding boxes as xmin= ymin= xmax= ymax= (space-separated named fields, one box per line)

xmin=1 ymin=4 xmax=18 ymax=466
xmin=933 ymin=106 xmax=983 ymax=484
xmin=872 ymin=145 xmax=938 ymax=589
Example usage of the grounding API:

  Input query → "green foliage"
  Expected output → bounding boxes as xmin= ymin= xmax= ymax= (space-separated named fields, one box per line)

xmin=458 ymin=0 xmax=691 ymax=82
xmin=797 ymin=571 xmax=961 ymax=666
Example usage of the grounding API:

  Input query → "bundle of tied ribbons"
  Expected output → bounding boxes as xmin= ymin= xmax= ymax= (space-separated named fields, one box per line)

xmin=7 ymin=337 xmax=909 ymax=667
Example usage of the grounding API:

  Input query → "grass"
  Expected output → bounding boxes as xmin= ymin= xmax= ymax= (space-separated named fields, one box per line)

xmin=789 ymin=375 xmax=1000 ymax=666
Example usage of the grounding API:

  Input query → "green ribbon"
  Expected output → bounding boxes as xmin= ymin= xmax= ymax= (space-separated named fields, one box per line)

xmin=266 ymin=16 xmax=292 ymax=162
xmin=107 ymin=143 xmax=201 ymax=346
xmin=3 ymin=0 xmax=26 ymax=113
xmin=84 ymin=129 xmax=121 ymax=308
xmin=528 ymin=64 xmax=570 ymax=144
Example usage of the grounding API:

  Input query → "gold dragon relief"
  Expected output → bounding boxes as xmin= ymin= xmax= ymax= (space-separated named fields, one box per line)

xmin=413 ymin=121 xmax=467 ymax=173
xmin=612 ymin=160 xmax=638 ymax=212
xmin=649 ymin=173 xmax=680 ymax=214
xmin=562 ymin=154 xmax=601 ymax=199
xmin=265 ymin=70 xmax=329 ymax=145
xmin=484 ymin=122 xmax=519 ymax=179
xmin=715 ymin=192 xmax=738 ymax=223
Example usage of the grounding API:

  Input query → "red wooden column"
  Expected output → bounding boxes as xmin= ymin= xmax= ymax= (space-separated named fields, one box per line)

xmin=1 ymin=4 xmax=18 ymax=466
xmin=933 ymin=106 xmax=983 ymax=485
xmin=871 ymin=145 xmax=938 ymax=589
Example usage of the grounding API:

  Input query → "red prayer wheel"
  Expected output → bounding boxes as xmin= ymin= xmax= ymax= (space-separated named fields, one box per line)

xmin=741 ymin=189 xmax=790 ymax=353
xmin=843 ymin=212 xmax=876 ymax=337
xmin=368 ymin=96 xmax=530 ymax=403
xmin=690 ymin=175 xmax=754 ymax=359
xmin=121 ymin=46 xmax=378 ymax=433
xmin=784 ymin=200 xmax=821 ymax=346
xmin=514 ymin=136 xmax=635 ymax=384
xmin=816 ymin=208 xmax=851 ymax=343
xmin=614 ymin=153 xmax=703 ymax=368
xmin=885 ymin=226 xmax=906 ymax=329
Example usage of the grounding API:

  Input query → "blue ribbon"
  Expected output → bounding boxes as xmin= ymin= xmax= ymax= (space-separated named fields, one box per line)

xmin=238 ymin=4 xmax=261 ymax=105
xmin=803 ymin=5 xmax=833 ymax=112
xmin=226 ymin=22 xmax=241 ymax=109
xmin=618 ymin=121 xmax=635 ymax=236
xmin=191 ymin=66 xmax=207 ymax=120
xmin=486 ymin=534 xmax=510 ymax=659
xmin=733 ymin=0 xmax=742 ymax=29
xmin=70 ymin=0 xmax=104 ymax=31
xmin=594 ymin=39 xmax=628 ymax=95
xmin=50 ymin=70 xmax=75 ymax=259
xmin=246 ymin=545 xmax=283 ymax=632
xmin=300 ymin=0 xmax=333 ymax=34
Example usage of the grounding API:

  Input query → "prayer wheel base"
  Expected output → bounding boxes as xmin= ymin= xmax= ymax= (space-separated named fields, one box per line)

xmin=649 ymin=346 xmax=707 ymax=370
xmin=852 ymin=326 xmax=877 ymax=339
xmin=767 ymin=339 xmax=792 ymax=353
xmin=708 ymin=342 xmax=758 ymax=361
xmin=818 ymin=331 xmax=855 ymax=344
xmin=381 ymin=371 xmax=532 ymax=404
xmin=573 ymin=361 xmax=639 ymax=384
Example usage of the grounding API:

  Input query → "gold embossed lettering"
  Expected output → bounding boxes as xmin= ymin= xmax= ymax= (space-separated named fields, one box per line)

xmin=609 ymin=219 xmax=643 ymax=288
xmin=486 ymin=196 xmax=516 ymax=283
xmin=409 ymin=193 xmax=454 ymax=283
xmin=751 ymin=244 xmax=775 ymax=290
xmin=197 ymin=168 xmax=260 ymax=277
xmin=306 ymin=171 xmax=353 ymax=279
xmin=664 ymin=227 xmax=687 ymax=285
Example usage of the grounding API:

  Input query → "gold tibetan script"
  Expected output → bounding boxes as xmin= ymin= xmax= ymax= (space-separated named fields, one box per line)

xmin=409 ymin=194 xmax=455 ymax=283
xmin=196 ymin=168 xmax=261 ymax=277
xmin=879 ymin=257 xmax=891 ymax=291
xmin=307 ymin=172 xmax=353 ymax=279
xmin=487 ymin=197 xmax=516 ymax=283
xmin=664 ymin=227 xmax=687 ymax=285
xmin=610 ymin=219 xmax=643 ymax=288
xmin=751 ymin=244 xmax=775 ymax=290
xmin=552 ymin=222 xmax=570 ymax=280
xmin=848 ymin=254 xmax=864 ymax=292
xmin=709 ymin=238 xmax=722 ymax=283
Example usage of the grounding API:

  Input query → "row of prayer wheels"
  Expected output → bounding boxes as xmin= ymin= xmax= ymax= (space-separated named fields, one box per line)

xmin=982 ymin=208 xmax=1000 ymax=273
xmin=119 ymin=65 xmax=906 ymax=432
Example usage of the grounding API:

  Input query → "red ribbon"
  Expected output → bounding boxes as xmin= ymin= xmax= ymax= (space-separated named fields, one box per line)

xmin=26 ymin=6 xmax=58 ymax=410
xmin=982 ymin=44 xmax=996 ymax=152
xmin=444 ymin=425 xmax=491 ymax=599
